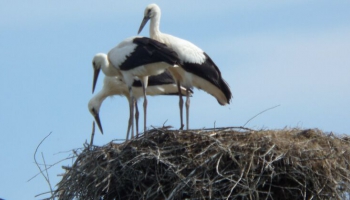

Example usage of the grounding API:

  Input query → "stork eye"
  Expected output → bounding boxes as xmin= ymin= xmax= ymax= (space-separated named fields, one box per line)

xmin=93 ymin=61 xmax=96 ymax=66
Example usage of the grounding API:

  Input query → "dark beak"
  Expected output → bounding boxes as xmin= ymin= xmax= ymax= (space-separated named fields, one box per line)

xmin=138 ymin=16 xmax=150 ymax=34
xmin=93 ymin=110 xmax=104 ymax=134
xmin=92 ymin=68 xmax=100 ymax=93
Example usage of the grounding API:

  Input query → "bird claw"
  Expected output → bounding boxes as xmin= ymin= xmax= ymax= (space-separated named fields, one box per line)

xmin=179 ymin=124 xmax=184 ymax=130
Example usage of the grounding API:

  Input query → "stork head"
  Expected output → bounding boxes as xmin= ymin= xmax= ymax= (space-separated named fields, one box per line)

xmin=92 ymin=53 xmax=107 ymax=93
xmin=88 ymin=97 xmax=104 ymax=134
xmin=138 ymin=4 xmax=161 ymax=34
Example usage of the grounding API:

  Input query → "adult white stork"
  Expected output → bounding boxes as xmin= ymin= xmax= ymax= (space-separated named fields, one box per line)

xmin=91 ymin=36 xmax=180 ymax=136
xmin=89 ymin=71 xmax=191 ymax=140
xmin=138 ymin=4 xmax=232 ymax=130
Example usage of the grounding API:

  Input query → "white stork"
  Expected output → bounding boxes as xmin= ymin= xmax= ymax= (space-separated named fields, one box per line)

xmin=91 ymin=36 xmax=180 ymax=136
xmin=138 ymin=4 xmax=232 ymax=130
xmin=89 ymin=71 xmax=191 ymax=140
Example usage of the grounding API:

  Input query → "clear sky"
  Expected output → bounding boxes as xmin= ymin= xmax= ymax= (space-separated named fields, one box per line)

xmin=1 ymin=0 xmax=350 ymax=199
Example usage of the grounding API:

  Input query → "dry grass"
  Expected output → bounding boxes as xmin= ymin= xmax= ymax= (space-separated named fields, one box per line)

xmin=55 ymin=127 xmax=350 ymax=200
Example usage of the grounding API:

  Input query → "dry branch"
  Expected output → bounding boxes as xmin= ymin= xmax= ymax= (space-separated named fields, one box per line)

xmin=55 ymin=128 xmax=350 ymax=200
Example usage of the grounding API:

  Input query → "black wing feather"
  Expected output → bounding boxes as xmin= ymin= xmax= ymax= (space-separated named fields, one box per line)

xmin=182 ymin=53 xmax=232 ymax=103
xmin=132 ymin=70 xmax=175 ymax=87
xmin=119 ymin=37 xmax=179 ymax=71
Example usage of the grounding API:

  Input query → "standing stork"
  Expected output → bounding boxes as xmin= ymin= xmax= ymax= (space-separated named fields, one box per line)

xmin=138 ymin=4 xmax=232 ymax=130
xmin=91 ymin=36 xmax=180 ymax=136
xmin=89 ymin=71 xmax=191 ymax=140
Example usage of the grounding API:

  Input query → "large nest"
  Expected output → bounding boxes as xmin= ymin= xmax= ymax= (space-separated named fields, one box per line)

xmin=55 ymin=128 xmax=350 ymax=200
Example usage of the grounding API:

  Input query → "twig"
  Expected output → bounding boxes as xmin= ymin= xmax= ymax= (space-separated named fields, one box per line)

xmin=166 ymin=153 xmax=220 ymax=200
xmin=90 ymin=121 xmax=96 ymax=148
xmin=242 ymin=104 xmax=281 ymax=127
xmin=33 ymin=132 xmax=54 ymax=199
xmin=55 ymin=128 xmax=350 ymax=199
xmin=190 ymin=126 xmax=255 ymax=132
xmin=28 ymin=155 xmax=77 ymax=182
xmin=162 ymin=119 xmax=168 ymax=127
xmin=41 ymin=152 xmax=54 ymax=198
xmin=34 ymin=191 xmax=54 ymax=198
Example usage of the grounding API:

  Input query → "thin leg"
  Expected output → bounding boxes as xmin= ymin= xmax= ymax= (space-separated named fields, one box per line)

xmin=141 ymin=76 xmax=149 ymax=134
xmin=143 ymin=90 xmax=147 ymax=134
xmin=131 ymin=100 xmax=138 ymax=139
xmin=129 ymin=87 xmax=135 ymax=139
xmin=177 ymin=81 xmax=184 ymax=130
xmin=126 ymin=98 xmax=132 ymax=141
xmin=135 ymin=100 xmax=139 ymax=138
xmin=186 ymin=89 xmax=190 ymax=130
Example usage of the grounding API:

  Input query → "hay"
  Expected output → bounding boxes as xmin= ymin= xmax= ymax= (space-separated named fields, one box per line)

xmin=55 ymin=128 xmax=350 ymax=200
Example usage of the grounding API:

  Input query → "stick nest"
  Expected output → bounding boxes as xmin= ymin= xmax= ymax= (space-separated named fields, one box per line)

xmin=55 ymin=128 xmax=350 ymax=200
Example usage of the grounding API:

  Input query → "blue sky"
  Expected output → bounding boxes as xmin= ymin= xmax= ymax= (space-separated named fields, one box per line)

xmin=1 ymin=0 xmax=350 ymax=199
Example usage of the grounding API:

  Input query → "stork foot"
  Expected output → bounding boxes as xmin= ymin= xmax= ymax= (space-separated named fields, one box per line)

xmin=179 ymin=124 xmax=185 ymax=130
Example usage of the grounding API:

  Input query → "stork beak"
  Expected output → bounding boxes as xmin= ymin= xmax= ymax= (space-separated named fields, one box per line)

xmin=92 ymin=109 xmax=104 ymax=134
xmin=92 ymin=68 xmax=100 ymax=93
xmin=138 ymin=16 xmax=150 ymax=34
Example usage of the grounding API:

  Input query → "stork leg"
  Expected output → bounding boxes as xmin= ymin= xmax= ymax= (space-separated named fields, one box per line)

xmin=132 ymin=99 xmax=137 ymax=139
xmin=135 ymin=100 xmax=139 ymax=138
xmin=126 ymin=98 xmax=132 ymax=141
xmin=185 ymin=89 xmax=191 ymax=130
xmin=129 ymin=87 xmax=135 ymax=139
xmin=141 ymin=76 xmax=149 ymax=134
xmin=177 ymin=81 xmax=184 ymax=130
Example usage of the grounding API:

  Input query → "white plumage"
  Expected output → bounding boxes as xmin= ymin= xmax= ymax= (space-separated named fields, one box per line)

xmin=138 ymin=4 xmax=232 ymax=130
xmin=89 ymin=71 xmax=191 ymax=140
xmin=92 ymin=36 xmax=180 ymax=137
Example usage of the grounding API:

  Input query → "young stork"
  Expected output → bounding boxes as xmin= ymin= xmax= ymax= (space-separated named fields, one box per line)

xmin=92 ymin=36 xmax=180 ymax=136
xmin=89 ymin=71 xmax=191 ymax=140
xmin=138 ymin=4 xmax=232 ymax=130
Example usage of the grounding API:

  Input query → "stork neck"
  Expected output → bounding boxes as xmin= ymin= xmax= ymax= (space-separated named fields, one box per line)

xmin=97 ymin=90 xmax=109 ymax=104
xmin=90 ymin=90 xmax=108 ymax=112
xmin=101 ymin=60 xmax=121 ymax=77
xmin=150 ymin=15 xmax=161 ymax=40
